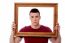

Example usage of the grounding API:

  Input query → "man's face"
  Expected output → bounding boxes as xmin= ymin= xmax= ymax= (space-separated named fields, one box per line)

xmin=30 ymin=12 xmax=40 ymax=26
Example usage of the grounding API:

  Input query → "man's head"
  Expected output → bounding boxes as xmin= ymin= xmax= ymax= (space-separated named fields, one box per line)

xmin=29 ymin=8 xmax=41 ymax=26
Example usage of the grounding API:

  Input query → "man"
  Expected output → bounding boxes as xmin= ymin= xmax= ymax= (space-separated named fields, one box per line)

xmin=10 ymin=8 xmax=61 ymax=43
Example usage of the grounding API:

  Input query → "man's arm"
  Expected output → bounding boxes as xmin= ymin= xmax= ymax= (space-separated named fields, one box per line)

xmin=49 ymin=23 xmax=61 ymax=43
xmin=10 ymin=30 xmax=22 ymax=43
xmin=10 ymin=22 xmax=22 ymax=43
xmin=10 ymin=34 xmax=22 ymax=43
xmin=15 ymin=37 xmax=22 ymax=43
xmin=49 ymin=35 xmax=61 ymax=43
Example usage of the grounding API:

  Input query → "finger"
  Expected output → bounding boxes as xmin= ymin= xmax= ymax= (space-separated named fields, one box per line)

xmin=56 ymin=22 xmax=59 ymax=26
xmin=55 ymin=23 xmax=60 ymax=32
xmin=12 ymin=22 xmax=16 ymax=31
xmin=55 ymin=24 xmax=59 ymax=30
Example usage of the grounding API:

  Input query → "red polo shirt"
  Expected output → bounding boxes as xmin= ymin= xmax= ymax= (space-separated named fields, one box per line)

xmin=20 ymin=25 xmax=52 ymax=43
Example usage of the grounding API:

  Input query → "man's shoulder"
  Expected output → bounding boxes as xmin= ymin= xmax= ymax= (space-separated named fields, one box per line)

xmin=19 ymin=25 xmax=31 ymax=32
xmin=41 ymin=25 xmax=52 ymax=32
xmin=41 ymin=25 xmax=50 ymax=29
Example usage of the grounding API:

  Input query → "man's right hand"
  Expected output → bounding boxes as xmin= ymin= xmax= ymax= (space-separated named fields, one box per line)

xmin=12 ymin=22 xmax=16 ymax=36
xmin=11 ymin=22 xmax=16 ymax=37
xmin=10 ymin=22 xmax=22 ymax=43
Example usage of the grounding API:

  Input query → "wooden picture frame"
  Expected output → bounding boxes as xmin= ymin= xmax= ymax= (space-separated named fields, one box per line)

xmin=14 ymin=3 xmax=58 ymax=37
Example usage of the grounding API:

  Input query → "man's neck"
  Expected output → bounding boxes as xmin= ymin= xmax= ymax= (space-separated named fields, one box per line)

xmin=31 ymin=24 xmax=41 ymax=29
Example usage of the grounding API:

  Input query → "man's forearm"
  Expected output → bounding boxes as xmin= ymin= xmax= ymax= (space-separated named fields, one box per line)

xmin=55 ymin=35 xmax=61 ymax=43
xmin=50 ymin=34 xmax=61 ymax=43
xmin=10 ymin=35 xmax=15 ymax=43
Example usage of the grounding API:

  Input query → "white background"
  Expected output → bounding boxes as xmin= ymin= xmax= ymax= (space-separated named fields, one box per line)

xmin=0 ymin=0 xmax=65 ymax=43
xmin=18 ymin=7 xmax=54 ymax=32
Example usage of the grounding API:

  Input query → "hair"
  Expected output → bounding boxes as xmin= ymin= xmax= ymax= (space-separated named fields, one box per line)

xmin=29 ymin=8 xmax=40 ymax=15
